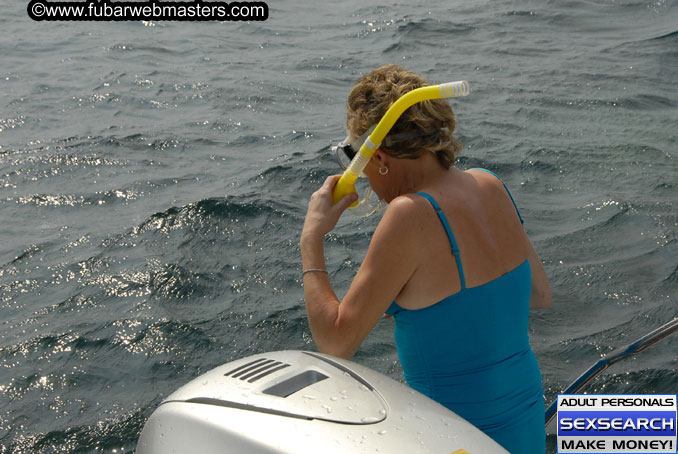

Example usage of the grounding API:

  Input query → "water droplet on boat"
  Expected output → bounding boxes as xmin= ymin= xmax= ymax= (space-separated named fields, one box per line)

xmin=361 ymin=416 xmax=380 ymax=423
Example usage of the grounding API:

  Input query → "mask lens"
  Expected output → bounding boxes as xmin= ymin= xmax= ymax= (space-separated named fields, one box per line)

xmin=342 ymin=144 xmax=357 ymax=161
xmin=334 ymin=141 xmax=355 ymax=171
xmin=333 ymin=138 xmax=366 ymax=178
xmin=333 ymin=126 xmax=374 ymax=176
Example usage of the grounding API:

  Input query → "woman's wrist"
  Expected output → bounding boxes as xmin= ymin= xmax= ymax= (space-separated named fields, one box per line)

xmin=300 ymin=231 xmax=326 ymax=271
xmin=300 ymin=229 xmax=323 ymax=248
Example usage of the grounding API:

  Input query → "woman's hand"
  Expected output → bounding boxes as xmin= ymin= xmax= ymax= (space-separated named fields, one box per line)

xmin=301 ymin=175 xmax=358 ymax=241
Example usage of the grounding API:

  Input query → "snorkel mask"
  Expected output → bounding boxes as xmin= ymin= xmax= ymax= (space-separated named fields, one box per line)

xmin=332 ymin=126 xmax=388 ymax=217
xmin=332 ymin=80 xmax=470 ymax=216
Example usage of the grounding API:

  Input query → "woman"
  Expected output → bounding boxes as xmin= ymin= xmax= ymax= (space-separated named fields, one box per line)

xmin=300 ymin=65 xmax=551 ymax=453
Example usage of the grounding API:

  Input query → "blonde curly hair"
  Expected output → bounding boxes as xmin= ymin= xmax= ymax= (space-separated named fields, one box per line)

xmin=346 ymin=64 xmax=462 ymax=169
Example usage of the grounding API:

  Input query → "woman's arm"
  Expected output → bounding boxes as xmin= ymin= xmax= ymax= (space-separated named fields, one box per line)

xmin=300 ymin=176 xmax=419 ymax=358
xmin=526 ymin=236 xmax=552 ymax=309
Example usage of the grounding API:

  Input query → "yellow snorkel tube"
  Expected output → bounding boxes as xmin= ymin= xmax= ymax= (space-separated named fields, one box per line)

xmin=332 ymin=81 xmax=470 ymax=207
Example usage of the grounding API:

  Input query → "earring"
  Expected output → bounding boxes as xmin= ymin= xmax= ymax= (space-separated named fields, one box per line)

xmin=379 ymin=166 xmax=389 ymax=176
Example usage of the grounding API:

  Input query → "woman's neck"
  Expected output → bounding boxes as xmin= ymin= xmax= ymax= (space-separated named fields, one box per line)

xmin=394 ymin=153 xmax=452 ymax=196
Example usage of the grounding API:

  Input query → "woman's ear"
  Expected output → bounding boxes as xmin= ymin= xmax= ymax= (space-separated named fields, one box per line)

xmin=374 ymin=149 xmax=389 ymax=165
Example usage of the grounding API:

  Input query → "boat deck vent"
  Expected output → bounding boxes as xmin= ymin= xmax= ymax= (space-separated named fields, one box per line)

xmin=224 ymin=357 xmax=290 ymax=383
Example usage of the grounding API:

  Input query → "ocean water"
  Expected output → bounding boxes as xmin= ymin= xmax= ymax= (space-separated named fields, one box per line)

xmin=1 ymin=0 xmax=677 ymax=452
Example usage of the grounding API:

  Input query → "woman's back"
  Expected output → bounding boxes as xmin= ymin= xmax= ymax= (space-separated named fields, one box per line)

xmin=393 ymin=168 xmax=529 ymax=310
xmin=386 ymin=169 xmax=546 ymax=453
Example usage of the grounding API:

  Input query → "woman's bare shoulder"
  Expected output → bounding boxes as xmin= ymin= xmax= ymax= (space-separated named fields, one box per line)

xmin=465 ymin=168 xmax=506 ymax=189
xmin=465 ymin=169 xmax=519 ymax=214
xmin=372 ymin=194 xmax=437 ymax=245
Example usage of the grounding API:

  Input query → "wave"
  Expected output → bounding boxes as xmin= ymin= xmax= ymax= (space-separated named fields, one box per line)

xmin=1 ymin=404 xmax=150 ymax=454
xmin=135 ymin=196 xmax=285 ymax=236
xmin=383 ymin=18 xmax=476 ymax=53
xmin=648 ymin=29 xmax=678 ymax=41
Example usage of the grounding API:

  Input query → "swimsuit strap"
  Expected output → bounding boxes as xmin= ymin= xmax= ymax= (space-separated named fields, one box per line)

xmin=415 ymin=192 xmax=466 ymax=291
xmin=470 ymin=168 xmax=524 ymax=224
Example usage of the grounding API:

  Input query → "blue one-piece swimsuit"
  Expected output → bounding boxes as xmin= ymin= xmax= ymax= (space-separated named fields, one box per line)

xmin=385 ymin=169 xmax=545 ymax=454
